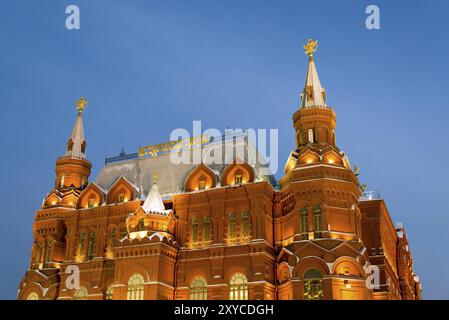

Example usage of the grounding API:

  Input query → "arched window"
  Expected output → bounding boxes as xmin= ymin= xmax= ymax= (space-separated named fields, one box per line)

xmin=26 ymin=292 xmax=39 ymax=300
xmin=303 ymin=269 xmax=323 ymax=300
xmin=74 ymin=287 xmax=88 ymax=300
xmin=189 ymin=276 xmax=208 ymax=300
xmin=36 ymin=242 xmax=43 ymax=266
xmin=203 ymin=216 xmax=211 ymax=242
xmin=87 ymin=231 xmax=96 ymax=260
xmin=105 ymin=286 xmax=113 ymax=300
xmin=300 ymin=208 xmax=309 ymax=240
xmin=88 ymin=194 xmax=95 ymax=208
xmin=44 ymin=240 xmax=52 ymax=263
xmin=242 ymin=211 xmax=251 ymax=239
xmin=198 ymin=176 xmax=206 ymax=190
xmin=229 ymin=212 xmax=237 ymax=240
xmin=127 ymin=273 xmax=145 ymax=300
xmin=229 ymin=273 xmax=248 ymax=300
xmin=308 ymin=129 xmax=314 ymax=143
xmin=109 ymin=228 xmax=116 ymax=247
xmin=234 ymin=170 xmax=243 ymax=185
xmin=313 ymin=205 xmax=322 ymax=238
xmin=191 ymin=217 xmax=199 ymax=244
xmin=77 ymin=232 xmax=85 ymax=259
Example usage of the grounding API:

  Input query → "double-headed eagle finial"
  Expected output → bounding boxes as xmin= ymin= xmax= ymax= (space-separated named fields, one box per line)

xmin=75 ymin=96 xmax=88 ymax=115
xmin=303 ymin=38 xmax=318 ymax=58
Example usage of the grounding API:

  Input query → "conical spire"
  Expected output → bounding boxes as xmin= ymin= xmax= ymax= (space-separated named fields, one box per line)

xmin=65 ymin=97 xmax=87 ymax=159
xmin=301 ymin=39 xmax=327 ymax=108
xmin=142 ymin=172 xmax=166 ymax=213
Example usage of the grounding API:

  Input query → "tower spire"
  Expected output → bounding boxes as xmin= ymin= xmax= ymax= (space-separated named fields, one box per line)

xmin=301 ymin=39 xmax=327 ymax=108
xmin=65 ymin=97 xmax=87 ymax=159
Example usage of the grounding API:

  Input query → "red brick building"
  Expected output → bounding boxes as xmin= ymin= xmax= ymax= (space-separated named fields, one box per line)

xmin=18 ymin=40 xmax=421 ymax=300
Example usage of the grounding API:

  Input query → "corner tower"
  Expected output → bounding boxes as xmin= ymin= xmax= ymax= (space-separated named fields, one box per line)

xmin=276 ymin=40 xmax=371 ymax=300
xmin=55 ymin=97 xmax=92 ymax=192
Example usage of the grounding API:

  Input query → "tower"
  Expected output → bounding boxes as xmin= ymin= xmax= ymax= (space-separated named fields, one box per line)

xmin=54 ymin=97 xmax=92 ymax=196
xmin=276 ymin=39 xmax=370 ymax=300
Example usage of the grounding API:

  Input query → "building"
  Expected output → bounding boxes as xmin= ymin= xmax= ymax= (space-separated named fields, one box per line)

xmin=18 ymin=40 xmax=421 ymax=300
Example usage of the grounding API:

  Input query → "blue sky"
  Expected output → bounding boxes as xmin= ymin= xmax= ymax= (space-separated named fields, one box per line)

xmin=0 ymin=0 xmax=448 ymax=299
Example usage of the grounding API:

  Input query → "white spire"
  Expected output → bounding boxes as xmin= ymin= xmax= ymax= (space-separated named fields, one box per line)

xmin=65 ymin=97 xmax=87 ymax=159
xmin=301 ymin=39 xmax=327 ymax=108
xmin=142 ymin=182 xmax=166 ymax=213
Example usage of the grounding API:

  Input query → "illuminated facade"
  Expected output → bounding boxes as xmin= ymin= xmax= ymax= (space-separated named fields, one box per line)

xmin=18 ymin=40 xmax=421 ymax=300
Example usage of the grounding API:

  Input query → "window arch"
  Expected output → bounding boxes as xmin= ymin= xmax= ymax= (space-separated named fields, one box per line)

xmin=74 ymin=287 xmax=88 ymax=300
xmin=229 ymin=273 xmax=248 ymax=300
xmin=242 ymin=211 xmax=251 ymax=239
xmin=303 ymin=269 xmax=323 ymax=300
xmin=229 ymin=213 xmax=237 ymax=241
xmin=313 ymin=205 xmax=322 ymax=238
xmin=189 ymin=276 xmax=208 ymax=300
xmin=127 ymin=273 xmax=145 ymax=300
xmin=26 ymin=292 xmax=39 ymax=300
xmin=105 ymin=286 xmax=114 ymax=300
xmin=300 ymin=207 xmax=309 ymax=240
xmin=203 ymin=216 xmax=211 ymax=242
xmin=191 ymin=217 xmax=199 ymax=244
xmin=87 ymin=231 xmax=96 ymax=260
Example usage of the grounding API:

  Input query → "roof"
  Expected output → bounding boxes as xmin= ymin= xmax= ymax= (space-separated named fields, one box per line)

xmin=95 ymin=132 xmax=279 ymax=198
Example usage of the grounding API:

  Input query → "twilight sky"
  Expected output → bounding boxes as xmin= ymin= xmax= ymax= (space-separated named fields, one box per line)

xmin=0 ymin=0 xmax=448 ymax=299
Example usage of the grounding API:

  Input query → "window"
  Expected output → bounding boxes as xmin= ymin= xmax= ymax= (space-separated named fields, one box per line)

xmin=191 ymin=217 xmax=199 ymax=243
xmin=118 ymin=193 xmax=125 ymax=203
xmin=26 ymin=292 xmax=39 ymax=300
xmin=242 ymin=211 xmax=251 ymax=238
xmin=127 ymin=273 xmax=145 ymax=300
xmin=198 ymin=176 xmax=206 ymax=190
xmin=78 ymin=232 xmax=85 ymax=258
xmin=120 ymin=227 xmax=128 ymax=239
xmin=229 ymin=212 xmax=237 ymax=240
xmin=234 ymin=174 xmax=243 ymax=184
xmin=87 ymin=231 xmax=96 ymax=260
xmin=88 ymin=195 xmax=95 ymax=208
xmin=109 ymin=228 xmax=116 ymax=247
xmin=105 ymin=286 xmax=113 ymax=300
xmin=308 ymin=129 xmax=314 ymax=143
xmin=60 ymin=175 xmax=65 ymax=189
xmin=138 ymin=218 xmax=145 ymax=231
xmin=36 ymin=242 xmax=43 ymax=266
xmin=303 ymin=269 xmax=323 ymax=300
xmin=189 ymin=276 xmax=208 ymax=300
xmin=300 ymin=208 xmax=309 ymax=240
xmin=203 ymin=216 xmax=211 ymax=242
xmin=74 ymin=287 xmax=88 ymax=300
xmin=44 ymin=240 xmax=52 ymax=263
xmin=229 ymin=273 xmax=248 ymax=300
xmin=313 ymin=205 xmax=322 ymax=238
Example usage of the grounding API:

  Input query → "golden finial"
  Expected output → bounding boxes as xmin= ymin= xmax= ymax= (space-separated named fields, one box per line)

xmin=303 ymin=38 xmax=318 ymax=58
xmin=75 ymin=96 xmax=88 ymax=115
xmin=152 ymin=171 xmax=158 ymax=184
